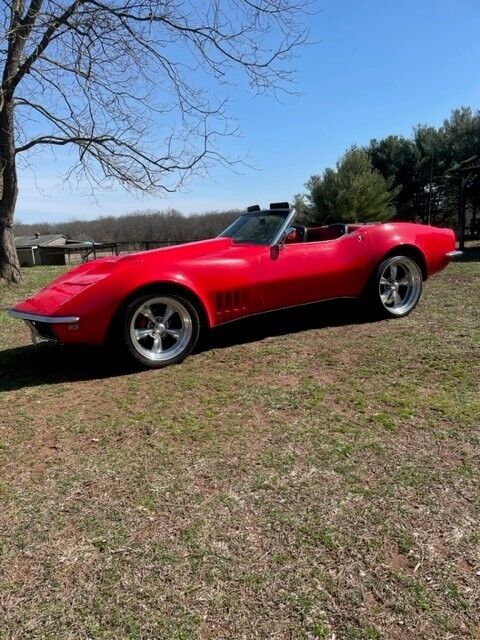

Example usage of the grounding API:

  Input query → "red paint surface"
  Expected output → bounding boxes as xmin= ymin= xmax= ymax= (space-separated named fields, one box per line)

xmin=12 ymin=222 xmax=457 ymax=345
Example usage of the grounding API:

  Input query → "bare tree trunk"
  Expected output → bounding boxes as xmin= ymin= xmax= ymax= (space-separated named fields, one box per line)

xmin=0 ymin=98 xmax=22 ymax=284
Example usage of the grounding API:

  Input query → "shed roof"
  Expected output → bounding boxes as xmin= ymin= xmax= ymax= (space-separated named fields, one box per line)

xmin=15 ymin=234 xmax=66 ymax=248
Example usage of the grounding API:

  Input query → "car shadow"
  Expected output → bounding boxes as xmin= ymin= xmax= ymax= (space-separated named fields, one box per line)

xmin=196 ymin=299 xmax=370 ymax=353
xmin=0 ymin=299 xmax=373 ymax=392
xmin=461 ymin=245 xmax=480 ymax=262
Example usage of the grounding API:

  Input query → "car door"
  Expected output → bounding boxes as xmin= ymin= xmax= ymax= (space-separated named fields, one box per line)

xmin=259 ymin=229 xmax=371 ymax=311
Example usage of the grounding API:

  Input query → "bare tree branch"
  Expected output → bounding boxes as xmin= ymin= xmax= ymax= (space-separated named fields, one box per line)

xmin=7 ymin=0 xmax=83 ymax=93
xmin=0 ymin=0 xmax=311 ymax=282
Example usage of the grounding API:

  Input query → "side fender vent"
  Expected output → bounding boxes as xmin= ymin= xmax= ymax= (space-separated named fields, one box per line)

xmin=216 ymin=289 xmax=249 ymax=316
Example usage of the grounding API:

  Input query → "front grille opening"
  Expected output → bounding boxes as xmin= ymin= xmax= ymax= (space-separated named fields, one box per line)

xmin=31 ymin=321 xmax=57 ymax=340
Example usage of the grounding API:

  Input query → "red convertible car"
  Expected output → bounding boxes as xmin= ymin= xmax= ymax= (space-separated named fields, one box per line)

xmin=10 ymin=202 xmax=460 ymax=368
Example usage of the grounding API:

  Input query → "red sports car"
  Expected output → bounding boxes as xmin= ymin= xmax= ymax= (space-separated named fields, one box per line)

xmin=10 ymin=202 xmax=461 ymax=368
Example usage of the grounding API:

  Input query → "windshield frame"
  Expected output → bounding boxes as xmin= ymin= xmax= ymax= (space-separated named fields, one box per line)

xmin=219 ymin=208 xmax=296 ymax=247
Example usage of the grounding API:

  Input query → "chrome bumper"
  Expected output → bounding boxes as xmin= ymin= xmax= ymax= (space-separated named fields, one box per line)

xmin=8 ymin=310 xmax=80 ymax=323
xmin=445 ymin=250 xmax=463 ymax=259
xmin=8 ymin=310 xmax=80 ymax=345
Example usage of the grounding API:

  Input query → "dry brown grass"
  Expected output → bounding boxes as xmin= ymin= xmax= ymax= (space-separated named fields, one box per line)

xmin=0 ymin=255 xmax=479 ymax=639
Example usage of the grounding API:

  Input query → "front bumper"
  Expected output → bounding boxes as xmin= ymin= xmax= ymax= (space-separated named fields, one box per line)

xmin=8 ymin=309 xmax=80 ymax=344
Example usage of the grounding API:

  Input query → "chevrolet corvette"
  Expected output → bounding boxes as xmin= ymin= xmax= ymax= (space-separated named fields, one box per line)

xmin=9 ymin=202 xmax=461 ymax=368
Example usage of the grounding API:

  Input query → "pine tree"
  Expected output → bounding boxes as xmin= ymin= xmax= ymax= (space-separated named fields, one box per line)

xmin=306 ymin=148 xmax=398 ymax=225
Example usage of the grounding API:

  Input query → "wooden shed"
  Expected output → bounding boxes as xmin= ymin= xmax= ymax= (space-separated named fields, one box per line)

xmin=15 ymin=234 xmax=69 ymax=266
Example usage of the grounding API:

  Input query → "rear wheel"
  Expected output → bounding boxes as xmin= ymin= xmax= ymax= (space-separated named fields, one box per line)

xmin=123 ymin=293 xmax=200 ymax=368
xmin=366 ymin=255 xmax=423 ymax=318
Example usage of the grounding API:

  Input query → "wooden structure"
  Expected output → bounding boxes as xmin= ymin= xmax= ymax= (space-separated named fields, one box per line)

xmin=15 ymin=234 xmax=107 ymax=266
xmin=449 ymin=155 xmax=480 ymax=250
xmin=15 ymin=234 xmax=68 ymax=266
xmin=45 ymin=241 xmax=114 ymax=264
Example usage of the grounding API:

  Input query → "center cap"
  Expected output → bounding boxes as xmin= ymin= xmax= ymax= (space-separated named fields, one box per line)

xmin=157 ymin=322 xmax=166 ymax=333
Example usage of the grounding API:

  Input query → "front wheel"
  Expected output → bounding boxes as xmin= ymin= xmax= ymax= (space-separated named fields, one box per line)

xmin=366 ymin=255 xmax=423 ymax=318
xmin=123 ymin=293 xmax=200 ymax=368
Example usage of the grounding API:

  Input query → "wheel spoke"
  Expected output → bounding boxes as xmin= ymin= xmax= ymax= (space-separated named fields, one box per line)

xmin=130 ymin=295 xmax=194 ymax=363
xmin=135 ymin=328 xmax=152 ymax=341
xmin=140 ymin=305 xmax=156 ymax=324
xmin=378 ymin=258 xmax=422 ymax=316
xmin=152 ymin=334 xmax=163 ymax=353
xmin=165 ymin=328 xmax=182 ymax=340
xmin=162 ymin=305 xmax=175 ymax=323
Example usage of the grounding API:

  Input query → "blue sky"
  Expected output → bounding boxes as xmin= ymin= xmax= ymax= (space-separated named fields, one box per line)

xmin=17 ymin=0 xmax=480 ymax=223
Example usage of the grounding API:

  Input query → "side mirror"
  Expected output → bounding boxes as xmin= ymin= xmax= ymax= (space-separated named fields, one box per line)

xmin=270 ymin=244 xmax=281 ymax=260
xmin=271 ymin=226 xmax=295 ymax=260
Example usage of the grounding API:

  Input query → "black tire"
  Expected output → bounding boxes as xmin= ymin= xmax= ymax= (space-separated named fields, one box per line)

xmin=122 ymin=293 xmax=200 ymax=368
xmin=363 ymin=254 xmax=423 ymax=319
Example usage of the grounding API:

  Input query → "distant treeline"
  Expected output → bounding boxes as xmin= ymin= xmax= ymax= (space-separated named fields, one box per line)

xmin=300 ymin=106 xmax=480 ymax=232
xmin=14 ymin=209 xmax=240 ymax=243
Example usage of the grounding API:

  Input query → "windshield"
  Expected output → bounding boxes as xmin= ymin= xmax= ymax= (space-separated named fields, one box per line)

xmin=219 ymin=211 xmax=290 ymax=245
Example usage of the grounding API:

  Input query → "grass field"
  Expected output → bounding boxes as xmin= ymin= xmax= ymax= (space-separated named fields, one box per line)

xmin=0 ymin=256 xmax=479 ymax=639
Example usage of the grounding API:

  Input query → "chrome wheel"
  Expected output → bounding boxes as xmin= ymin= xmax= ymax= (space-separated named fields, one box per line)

xmin=378 ymin=256 xmax=422 ymax=316
xmin=129 ymin=296 xmax=193 ymax=363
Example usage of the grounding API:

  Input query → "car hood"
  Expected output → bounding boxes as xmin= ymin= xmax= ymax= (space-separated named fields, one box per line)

xmin=12 ymin=237 xmax=236 ymax=316
xmin=117 ymin=236 xmax=235 ymax=265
